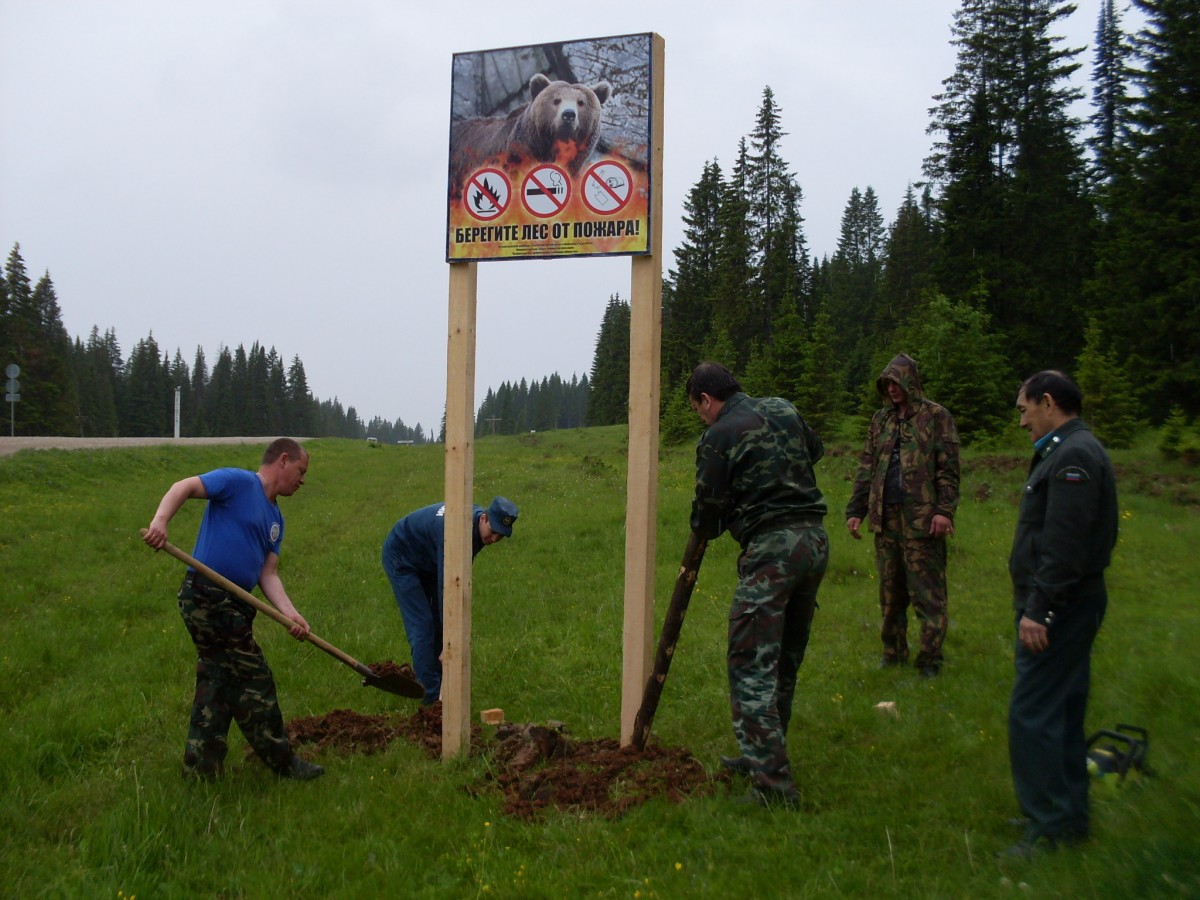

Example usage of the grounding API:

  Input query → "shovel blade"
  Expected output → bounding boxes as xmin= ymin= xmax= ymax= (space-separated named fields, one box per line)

xmin=361 ymin=671 xmax=425 ymax=699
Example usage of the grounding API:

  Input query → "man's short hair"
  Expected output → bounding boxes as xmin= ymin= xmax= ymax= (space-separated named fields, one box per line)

xmin=686 ymin=362 xmax=742 ymax=402
xmin=1019 ymin=370 xmax=1082 ymax=415
xmin=263 ymin=437 xmax=306 ymax=465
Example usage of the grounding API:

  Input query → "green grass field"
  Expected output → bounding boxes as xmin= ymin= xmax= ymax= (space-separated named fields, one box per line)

xmin=1 ymin=428 xmax=1197 ymax=898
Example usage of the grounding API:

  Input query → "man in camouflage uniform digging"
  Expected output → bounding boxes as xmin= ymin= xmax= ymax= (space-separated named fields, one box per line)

xmin=142 ymin=437 xmax=324 ymax=781
xmin=687 ymin=362 xmax=829 ymax=808
xmin=846 ymin=354 xmax=960 ymax=676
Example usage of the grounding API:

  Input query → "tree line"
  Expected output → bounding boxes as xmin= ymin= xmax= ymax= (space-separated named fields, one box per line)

xmin=0 ymin=243 xmax=431 ymax=442
xmin=6 ymin=1 xmax=1196 ymax=452
xmin=0 ymin=235 xmax=587 ymax=443
xmin=474 ymin=373 xmax=590 ymax=436
xmin=587 ymin=0 xmax=1195 ymax=452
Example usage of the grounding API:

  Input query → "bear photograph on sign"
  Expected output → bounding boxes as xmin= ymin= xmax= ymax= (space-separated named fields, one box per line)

xmin=446 ymin=33 xmax=653 ymax=261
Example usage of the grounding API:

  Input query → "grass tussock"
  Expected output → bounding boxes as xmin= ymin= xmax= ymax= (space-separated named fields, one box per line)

xmin=1 ymin=429 xmax=1198 ymax=897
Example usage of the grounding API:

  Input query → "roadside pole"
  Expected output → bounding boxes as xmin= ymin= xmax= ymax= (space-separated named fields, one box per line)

xmin=5 ymin=364 xmax=20 ymax=437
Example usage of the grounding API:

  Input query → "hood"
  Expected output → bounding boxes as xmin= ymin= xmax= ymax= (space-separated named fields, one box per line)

xmin=876 ymin=354 xmax=924 ymax=402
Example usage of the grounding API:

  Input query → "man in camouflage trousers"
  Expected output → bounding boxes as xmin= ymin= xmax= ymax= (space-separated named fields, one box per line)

xmin=688 ymin=362 xmax=829 ymax=808
xmin=846 ymin=354 xmax=959 ymax=676
xmin=142 ymin=437 xmax=324 ymax=781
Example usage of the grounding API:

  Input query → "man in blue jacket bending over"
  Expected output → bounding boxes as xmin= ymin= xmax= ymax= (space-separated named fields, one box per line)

xmin=382 ymin=497 xmax=518 ymax=705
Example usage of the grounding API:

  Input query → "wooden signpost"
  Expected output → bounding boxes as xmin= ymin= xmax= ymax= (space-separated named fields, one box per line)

xmin=441 ymin=34 xmax=665 ymax=758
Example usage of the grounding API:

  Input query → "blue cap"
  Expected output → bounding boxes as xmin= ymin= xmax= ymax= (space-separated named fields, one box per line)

xmin=486 ymin=496 xmax=519 ymax=537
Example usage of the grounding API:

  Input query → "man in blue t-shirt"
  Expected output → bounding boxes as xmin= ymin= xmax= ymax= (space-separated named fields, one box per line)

xmin=143 ymin=437 xmax=323 ymax=781
xmin=382 ymin=496 xmax=518 ymax=705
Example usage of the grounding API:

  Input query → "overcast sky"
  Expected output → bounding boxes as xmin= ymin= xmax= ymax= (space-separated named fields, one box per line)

xmin=1 ymin=0 xmax=1114 ymax=435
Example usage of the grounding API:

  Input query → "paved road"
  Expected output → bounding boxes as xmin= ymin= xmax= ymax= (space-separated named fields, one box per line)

xmin=0 ymin=436 xmax=275 ymax=458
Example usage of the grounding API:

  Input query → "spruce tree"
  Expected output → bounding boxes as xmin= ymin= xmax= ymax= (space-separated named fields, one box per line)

xmin=659 ymin=377 xmax=703 ymax=446
xmin=266 ymin=348 xmax=288 ymax=435
xmin=587 ymin=294 xmax=631 ymax=426
xmin=926 ymin=0 xmax=1093 ymax=375
xmin=1075 ymin=317 xmax=1139 ymax=448
xmin=24 ymin=272 xmax=78 ymax=434
xmin=476 ymin=386 xmax=498 ymax=435
xmin=793 ymin=310 xmax=846 ymax=437
xmin=827 ymin=186 xmax=885 ymax=398
xmin=746 ymin=87 xmax=806 ymax=343
xmin=232 ymin=344 xmax=251 ymax=434
xmin=0 ymin=262 xmax=9 ymax=363
xmin=891 ymin=292 xmax=1012 ymax=443
xmin=709 ymin=139 xmax=756 ymax=368
xmin=662 ymin=160 xmax=723 ymax=383
xmin=3 ymin=245 xmax=34 ymax=433
xmin=1087 ymin=0 xmax=1132 ymax=190
xmin=878 ymin=185 xmax=938 ymax=337
xmin=246 ymin=342 xmax=270 ymax=435
xmin=206 ymin=347 xmax=236 ymax=435
xmin=287 ymin=355 xmax=314 ymax=436
xmin=3 ymin=245 xmax=32 ymax=363
xmin=1090 ymin=0 xmax=1200 ymax=416
xmin=191 ymin=347 xmax=210 ymax=436
xmin=73 ymin=328 xmax=119 ymax=436
xmin=121 ymin=334 xmax=171 ymax=436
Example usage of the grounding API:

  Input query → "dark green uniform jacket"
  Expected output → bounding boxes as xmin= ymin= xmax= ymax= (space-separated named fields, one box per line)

xmin=1009 ymin=418 xmax=1118 ymax=625
xmin=691 ymin=393 xmax=827 ymax=549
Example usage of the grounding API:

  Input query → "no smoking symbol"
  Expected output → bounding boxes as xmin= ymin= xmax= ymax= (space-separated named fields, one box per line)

xmin=583 ymin=161 xmax=633 ymax=215
xmin=522 ymin=165 xmax=570 ymax=217
xmin=464 ymin=168 xmax=511 ymax=221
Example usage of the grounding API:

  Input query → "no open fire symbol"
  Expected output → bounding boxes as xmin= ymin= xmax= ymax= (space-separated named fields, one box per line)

xmin=464 ymin=168 xmax=511 ymax=221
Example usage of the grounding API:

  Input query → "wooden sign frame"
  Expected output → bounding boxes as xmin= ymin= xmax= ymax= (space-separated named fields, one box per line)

xmin=441 ymin=34 xmax=665 ymax=758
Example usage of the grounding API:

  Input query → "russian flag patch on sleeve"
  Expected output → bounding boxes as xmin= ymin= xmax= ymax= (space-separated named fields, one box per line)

xmin=1056 ymin=466 xmax=1090 ymax=483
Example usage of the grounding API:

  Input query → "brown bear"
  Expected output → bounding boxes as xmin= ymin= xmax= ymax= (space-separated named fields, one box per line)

xmin=450 ymin=73 xmax=611 ymax=198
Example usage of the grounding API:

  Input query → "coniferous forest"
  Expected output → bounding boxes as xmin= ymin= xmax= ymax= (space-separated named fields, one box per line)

xmin=3 ymin=1 xmax=1197 ymax=449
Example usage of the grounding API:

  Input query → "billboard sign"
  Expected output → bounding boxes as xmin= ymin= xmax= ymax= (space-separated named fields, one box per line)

xmin=447 ymin=33 xmax=654 ymax=261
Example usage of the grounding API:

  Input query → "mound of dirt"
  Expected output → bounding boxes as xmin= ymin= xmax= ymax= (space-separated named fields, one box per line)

xmin=477 ymin=720 xmax=727 ymax=819
xmin=285 ymin=673 xmax=728 ymax=819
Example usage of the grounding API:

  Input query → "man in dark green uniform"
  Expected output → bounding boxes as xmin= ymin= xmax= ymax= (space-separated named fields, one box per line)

xmin=687 ymin=361 xmax=829 ymax=808
xmin=1004 ymin=371 xmax=1118 ymax=857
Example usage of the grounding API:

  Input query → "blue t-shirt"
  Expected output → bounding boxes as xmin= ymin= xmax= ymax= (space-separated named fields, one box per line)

xmin=192 ymin=468 xmax=284 ymax=591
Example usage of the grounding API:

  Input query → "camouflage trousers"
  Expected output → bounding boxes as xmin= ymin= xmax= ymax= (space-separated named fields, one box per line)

xmin=874 ymin=505 xmax=948 ymax=668
xmin=177 ymin=576 xmax=292 ymax=775
xmin=728 ymin=524 xmax=829 ymax=795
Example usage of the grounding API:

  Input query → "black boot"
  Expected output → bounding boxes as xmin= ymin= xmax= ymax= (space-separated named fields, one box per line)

xmin=719 ymin=755 xmax=757 ymax=777
xmin=279 ymin=755 xmax=325 ymax=780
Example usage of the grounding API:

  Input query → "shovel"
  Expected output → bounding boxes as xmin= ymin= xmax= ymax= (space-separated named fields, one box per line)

xmin=630 ymin=530 xmax=708 ymax=750
xmin=143 ymin=531 xmax=424 ymax=699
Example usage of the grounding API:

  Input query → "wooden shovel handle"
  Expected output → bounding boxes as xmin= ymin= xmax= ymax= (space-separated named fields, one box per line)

xmin=142 ymin=530 xmax=373 ymax=679
xmin=630 ymin=530 xmax=708 ymax=750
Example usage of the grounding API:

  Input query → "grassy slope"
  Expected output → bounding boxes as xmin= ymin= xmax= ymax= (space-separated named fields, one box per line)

xmin=0 ymin=429 xmax=1196 ymax=898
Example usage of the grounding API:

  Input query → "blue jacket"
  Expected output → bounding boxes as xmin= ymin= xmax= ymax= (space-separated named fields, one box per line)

xmin=384 ymin=502 xmax=486 ymax=601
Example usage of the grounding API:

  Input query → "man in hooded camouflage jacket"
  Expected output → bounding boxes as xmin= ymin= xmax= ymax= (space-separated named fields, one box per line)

xmin=688 ymin=361 xmax=829 ymax=808
xmin=846 ymin=354 xmax=960 ymax=675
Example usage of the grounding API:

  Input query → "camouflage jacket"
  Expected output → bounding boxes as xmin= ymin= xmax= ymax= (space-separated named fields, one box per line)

xmin=691 ymin=393 xmax=827 ymax=548
xmin=845 ymin=356 xmax=960 ymax=538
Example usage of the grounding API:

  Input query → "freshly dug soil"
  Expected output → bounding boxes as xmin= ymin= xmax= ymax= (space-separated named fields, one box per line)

xmin=285 ymin=663 xmax=729 ymax=819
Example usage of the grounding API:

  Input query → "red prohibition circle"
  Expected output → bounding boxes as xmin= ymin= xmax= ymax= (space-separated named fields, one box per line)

xmin=462 ymin=168 xmax=511 ymax=221
xmin=521 ymin=165 xmax=571 ymax=218
xmin=582 ymin=160 xmax=633 ymax=215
